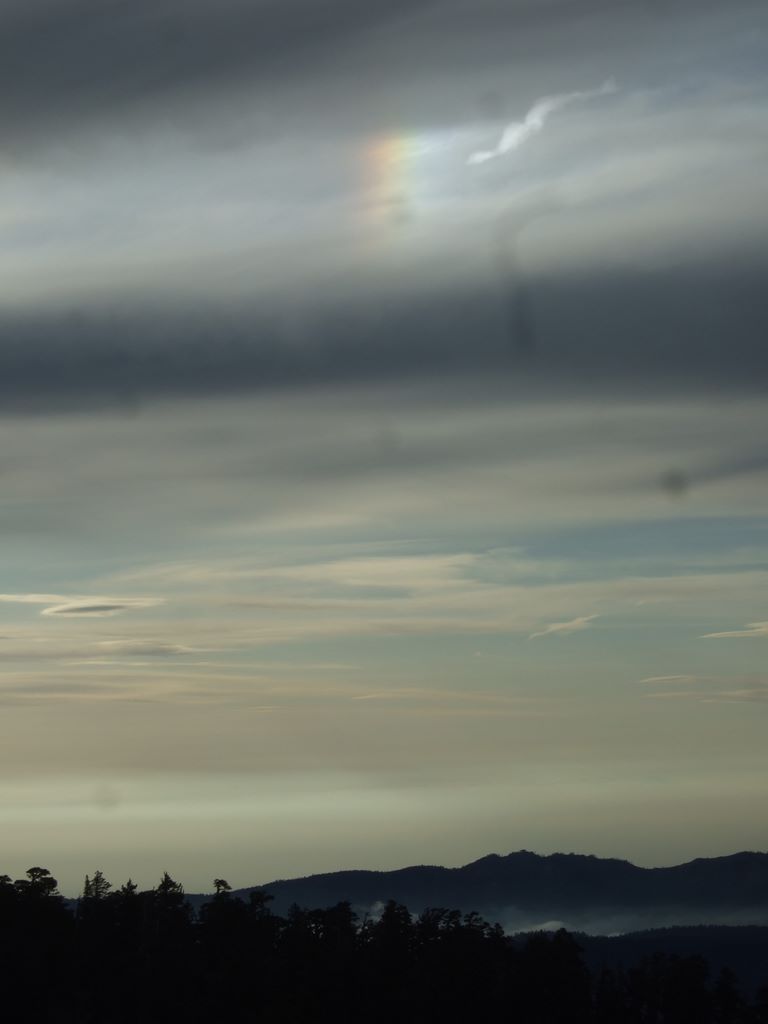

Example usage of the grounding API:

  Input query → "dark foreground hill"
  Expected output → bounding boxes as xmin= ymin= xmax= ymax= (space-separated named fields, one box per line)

xmin=219 ymin=850 xmax=768 ymax=930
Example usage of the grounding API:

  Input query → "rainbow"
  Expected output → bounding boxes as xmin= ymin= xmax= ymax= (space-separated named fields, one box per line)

xmin=361 ymin=127 xmax=469 ymax=235
xmin=363 ymin=133 xmax=421 ymax=228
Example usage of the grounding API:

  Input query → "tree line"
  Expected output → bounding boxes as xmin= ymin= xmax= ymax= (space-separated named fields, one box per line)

xmin=1 ymin=866 xmax=767 ymax=1023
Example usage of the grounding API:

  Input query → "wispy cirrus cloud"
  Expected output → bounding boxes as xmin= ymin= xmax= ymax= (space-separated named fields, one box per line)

xmin=643 ymin=673 xmax=768 ymax=704
xmin=0 ymin=594 xmax=163 ymax=618
xmin=648 ymin=687 xmax=768 ymax=704
xmin=94 ymin=640 xmax=205 ymax=656
xmin=351 ymin=688 xmax=544 ymax=708
xmin=640 ymin=675 xmax=699 ymax=684
xmin=701 ymin=689 xmax=768 ymax=704
xmin=701 ymin=621 xmax=768 ymax=639
xmin=528 ymin=614 xmax=598 ymax=640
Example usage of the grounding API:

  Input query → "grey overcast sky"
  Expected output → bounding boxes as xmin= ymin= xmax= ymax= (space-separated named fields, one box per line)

xmin=1 ymin=0 xmax=767 ymax=895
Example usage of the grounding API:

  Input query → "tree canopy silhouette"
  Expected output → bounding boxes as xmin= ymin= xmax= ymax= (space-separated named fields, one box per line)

xmin=0 ymin=865 xmax=766 ymax=1023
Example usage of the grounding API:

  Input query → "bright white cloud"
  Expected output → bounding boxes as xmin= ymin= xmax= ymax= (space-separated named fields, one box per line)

xmin=467 ymin=79 xmax=616 ymax=165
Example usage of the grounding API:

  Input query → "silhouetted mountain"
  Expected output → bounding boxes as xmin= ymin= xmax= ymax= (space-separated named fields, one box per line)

xmin=216 ymin=851 xmax=768 ymax=928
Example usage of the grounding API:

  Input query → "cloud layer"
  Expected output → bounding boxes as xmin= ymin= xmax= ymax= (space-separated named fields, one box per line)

xmin=0 ymin=0 xmax=766 ymax=409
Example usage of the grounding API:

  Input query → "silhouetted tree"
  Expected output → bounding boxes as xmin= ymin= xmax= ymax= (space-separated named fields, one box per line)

xmin=1 ymin=861 xmax=767 ymax=1023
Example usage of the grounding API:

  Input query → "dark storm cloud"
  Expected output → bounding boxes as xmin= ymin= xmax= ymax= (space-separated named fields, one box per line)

xmin=1 ymin=250 xmax=766 ymax=411
xmin=0 ymin=0 xmax=757 ymax=149
xmin=0 ymin=0 xmax=443 ymax=149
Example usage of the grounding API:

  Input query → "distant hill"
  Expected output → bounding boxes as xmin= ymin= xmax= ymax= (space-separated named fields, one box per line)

xmin=577 ymin=926 xmax=768 ymax=998
xmin=211 ymin=850 xmax=768 ymax=932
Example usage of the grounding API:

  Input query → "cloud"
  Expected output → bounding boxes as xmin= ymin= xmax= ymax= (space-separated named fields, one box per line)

xmin=94 ymin=641 xmax=204 ymax=656
xmin=348 ymin=689 xmax=548 ymax=717
xmin=640 ymin=675 xmax=699 ymax=684
xmin=45 ymin=603 xmax=135 ymax=617
xmin=0 ymin=594 xmax=163 ymax=618
xmin=644 ymin=690 xmax=702 ymax=700
xmin=642 ymin=673 xmax=768 ymax=703
xmin=468 ymin=79 xmax=617 ymax=165
xmin=528 ymin=614 xmax=598 ymax=640
xmin=0 ymin=0 xmax=440 ymax=152
xmin=648 ymin=685 xmax=768 ymax=704
xmin=0 ymin=2 xmax=766 ymax=412
xmin=351 ymin=688 xmax=543 ymax=707
xmin=701 ymin=622 xmax=768 ymax=639
xmin=3 ymin=246 xmax=767 ymax=412
xmin=702 ymin=689 xmax=768 ymax=703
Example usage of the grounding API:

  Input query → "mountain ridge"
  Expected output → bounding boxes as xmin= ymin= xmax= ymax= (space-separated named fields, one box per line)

xmin=207 ymin=850 xmax=768 ymax=929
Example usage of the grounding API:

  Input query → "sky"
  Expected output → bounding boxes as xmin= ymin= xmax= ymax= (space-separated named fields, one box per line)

xmin=1 ymin=0 xmax=767 ymax=896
